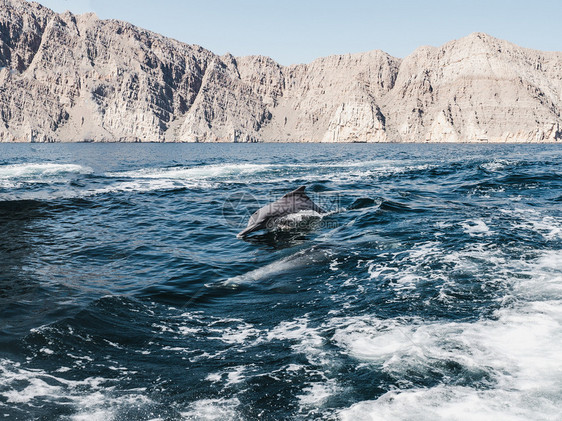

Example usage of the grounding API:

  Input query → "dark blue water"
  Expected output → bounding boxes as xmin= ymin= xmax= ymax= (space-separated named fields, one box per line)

xmin=1 ymin=143 xmax=561 ymax=420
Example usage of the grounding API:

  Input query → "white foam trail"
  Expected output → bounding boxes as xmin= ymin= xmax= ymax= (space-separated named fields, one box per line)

xmin=180 ymin=398 xmax=241 ymax=420
xmin=298 ymin=379 xmax=339 ymax=408
xmin=461 ymin=219 xmax=492 ymax=236
xmin=336 ymin=249 xmax=562 ymax=421
xmin=84 ymin=179 xmax=216 ymax=196
xmin=0 ymin=163 xmax=92 ymax=190
xmin=208 ymin=322 xmax=262 ymax=345
xmin=0 ymin=358 xmax=152 ymax=420
xmin=0 ymin=160 xmax=439 ymax=200
xmin=175 ymin=244 xmax=562 ymax=418
xmin=504 ymin=208 xmax=562 ymax=241
xmin=0 ymin=163 xmax=91 ymax=179
xmin=267 ymin=318 xmax=332 ymax=368
xmin=0 ymin=163 xmax=95 ymax=197
xmin=481 ymin=159 xmax=518 ymax=172
xmin=514 ymin=250 xmax=562 ymax=302
xmin=107 ymin=163 xmax=271 ymax=180
xmin=207 ymin=246 xmax=560 ymax=419
xmin=340 ymin=384 xmax=560 ymax=421
xmin=336 ymin=305 xmax=562 ymax=420
xmin=0 ymin=178 xmax=216 ymax=201
xmin=105 ymin=161 xmax=435 ymax=185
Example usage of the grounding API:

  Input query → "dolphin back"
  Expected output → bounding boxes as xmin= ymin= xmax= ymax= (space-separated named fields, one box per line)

xmin=279 ymin=186 xmax=325 ymax=214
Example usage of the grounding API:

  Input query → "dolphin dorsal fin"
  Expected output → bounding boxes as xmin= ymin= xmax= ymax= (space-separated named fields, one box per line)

xmin=284 ymin=185 xmax=306 ymax=197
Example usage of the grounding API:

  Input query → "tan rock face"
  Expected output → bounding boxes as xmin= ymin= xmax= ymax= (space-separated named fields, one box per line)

xmin=0 ymin=1 xmax=561 ymax=143
xmin=382 ymin=33 xmax=562 ymax=142
xmin=322 ymin=102 xmax=387 ymax=143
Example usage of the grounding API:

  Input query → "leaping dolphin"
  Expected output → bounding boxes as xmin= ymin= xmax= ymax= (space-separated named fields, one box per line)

xmin=237 ymin=186 xmax=325 ymax=238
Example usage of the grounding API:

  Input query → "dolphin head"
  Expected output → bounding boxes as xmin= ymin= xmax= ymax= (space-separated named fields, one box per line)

xmin=236 ymin=221 xmax=267 ymax=238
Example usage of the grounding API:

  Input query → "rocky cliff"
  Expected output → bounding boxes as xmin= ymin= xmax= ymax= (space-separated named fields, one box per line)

xmin=1 ymin=0 xmax=561 ymax=142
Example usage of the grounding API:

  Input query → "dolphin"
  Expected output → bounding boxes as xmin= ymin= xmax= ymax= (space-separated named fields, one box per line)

xmin=220 ymin=246 xmax=332 ymax=287
xmin=237 ymin=186 xmax=325 ymax=238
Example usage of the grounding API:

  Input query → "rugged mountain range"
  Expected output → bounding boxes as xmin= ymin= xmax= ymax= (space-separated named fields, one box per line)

xmin=1 ymin=0 xmax=561 ymax=142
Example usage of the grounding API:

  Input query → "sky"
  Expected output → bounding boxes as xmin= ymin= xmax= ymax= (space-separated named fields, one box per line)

xmin=35 ymin=0 xmax=562 ymax=65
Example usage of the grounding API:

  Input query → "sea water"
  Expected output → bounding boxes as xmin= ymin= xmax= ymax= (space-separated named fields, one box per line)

xmin=0 ymin=143 xmax=561 ymax=420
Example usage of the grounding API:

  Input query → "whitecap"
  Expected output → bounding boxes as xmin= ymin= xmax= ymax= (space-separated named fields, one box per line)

xmin=0 ymin=163 xmax=91 ymax=180
xmin=208 ymin=322 xmax=262 ymax=345
xmin=0 ymin=358 xmax=154 ymax=420
xmin=481 ymin=159 xmax=517 ymax=172
xmin=461 ymin=219 xmax=492 ymax=236
xmin=181 ymin=397 xmax=242 ymax=421
xmin=334 ymin=247 xmax=562 ymax=421
xmin=106 ymin=163 xmax=271 ymax=180
xmin=339 ymin=384 xmax=560 ymax=421
xmin=298 ymin=380 xmax=339 ymax=406
xmin=267 ymin=318 xmax=329 ymax=366
xmin=84 ymin=179 xmax=217 ymax=196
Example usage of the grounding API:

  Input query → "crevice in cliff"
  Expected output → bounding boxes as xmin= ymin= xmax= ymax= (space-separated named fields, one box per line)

xmin=1 ymin=3 xmax=54 ymax=73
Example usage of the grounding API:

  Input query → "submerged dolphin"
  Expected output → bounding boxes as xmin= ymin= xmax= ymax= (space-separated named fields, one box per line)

xmin=237 ymin=186 xmax=325 ymax=238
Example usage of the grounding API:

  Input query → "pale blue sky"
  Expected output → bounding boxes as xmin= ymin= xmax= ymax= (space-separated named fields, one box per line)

xmin=36 ymin=0 xmax=561 ymax=65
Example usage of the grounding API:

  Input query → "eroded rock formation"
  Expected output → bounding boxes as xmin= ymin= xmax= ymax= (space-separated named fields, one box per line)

xmin=1 ymin=0 xmax=561 ymax=142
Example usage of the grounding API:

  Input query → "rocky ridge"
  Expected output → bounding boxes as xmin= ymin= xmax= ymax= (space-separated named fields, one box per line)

xmin=0 ymin=0 xmax=561 ymax=142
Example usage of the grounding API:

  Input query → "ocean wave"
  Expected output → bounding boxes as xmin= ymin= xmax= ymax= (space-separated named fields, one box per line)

xmin=0 ymin=163 xmax=92 ymax=191
xmin=0 ymin=358 xmax=154 ymax=420
xmin=83 ymin=179 xmax=217 ymax=196
xmin=480 ymin=159 xmax=520 ymax=172
xmin=503 ymin=208 xmax=562 ymax=241
xmin=0 ymin=160 xmax=442 ymax=202
xmin=0 ymin=163 xmax=91 ymax=180
xmin=3 ymin=144 xmax=561 ymax=419
xmin=107 ymin=163 xmax=272 ymax=180
xmin=335 ymin=248 xmax=562 ymax=420
xmin=104 ymin=161 xmax=438 ymax=184
xmin=180 ymin=397 xmax=242 ymax=420
xmin=337 ymin=300 xmax=562 ymax=420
